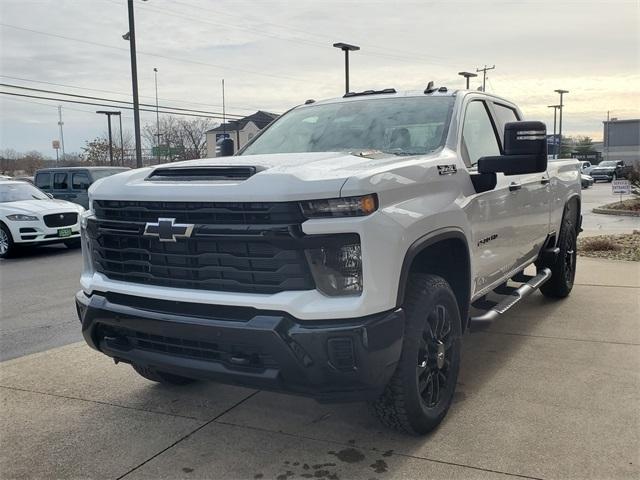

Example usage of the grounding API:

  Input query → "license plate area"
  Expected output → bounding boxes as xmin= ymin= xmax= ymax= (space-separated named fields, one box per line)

xmin=58 ymin=227 xmax=72 ymax=238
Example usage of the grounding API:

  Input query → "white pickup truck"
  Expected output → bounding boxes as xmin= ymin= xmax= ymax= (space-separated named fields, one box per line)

xmin=76 ymin=87 xmax=581 ymax=434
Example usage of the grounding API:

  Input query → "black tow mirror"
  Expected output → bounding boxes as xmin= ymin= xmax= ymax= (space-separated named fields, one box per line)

xmin=217 ymin=137 xmax=235 ymax=157
xmin=478 ymin=121 xmax=548 ymax=176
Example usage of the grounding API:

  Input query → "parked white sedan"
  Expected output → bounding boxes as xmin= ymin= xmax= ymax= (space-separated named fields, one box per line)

xmin=0 ymin=180 xmax=84 ymax=258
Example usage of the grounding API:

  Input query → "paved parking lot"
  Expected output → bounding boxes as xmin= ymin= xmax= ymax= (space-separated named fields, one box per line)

xmin=1 ymin=183 xmax=639 ymax=479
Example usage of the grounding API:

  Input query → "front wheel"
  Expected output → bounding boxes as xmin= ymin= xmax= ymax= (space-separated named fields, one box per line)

xmin=0 ymin=224 xmax=15 ymax=259
xmin=369 ymin=274 xmax=461 ymax=435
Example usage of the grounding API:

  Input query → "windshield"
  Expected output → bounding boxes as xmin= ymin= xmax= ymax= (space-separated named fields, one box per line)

xmin=91 ymin=168 xmax=129 ymax=181
xmin=241 ymin=96 xmax=454 ymax=156
xmin=597 ymin=161 xmax=617 ymax=167
xmin=0 ymin=183 xmax=49 ymax=202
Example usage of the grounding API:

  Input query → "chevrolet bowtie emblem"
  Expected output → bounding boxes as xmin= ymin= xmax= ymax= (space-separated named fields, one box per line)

xmin=143 ymin=218 xmax=194 ymax=242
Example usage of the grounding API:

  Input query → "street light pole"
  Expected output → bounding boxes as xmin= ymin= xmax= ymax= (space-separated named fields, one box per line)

xmin=554 ymin=89 xmax=569 ymax=158
xmin=548 ymin=105 xmax=560 ymax=158
xmin=333 ymin=42 xmax=360 ymax=94
xmin=96 ymin=111 xmax=121 ymax=166
xmin=154 ymin=67 xmax=160 ymax=163
xmin=57 ymin=106 xmax=66 ymax=161
xmin=125 ymin=0 xmax=143 ymax=168
xmin=458 ymin=71 xmax=478 ymax=89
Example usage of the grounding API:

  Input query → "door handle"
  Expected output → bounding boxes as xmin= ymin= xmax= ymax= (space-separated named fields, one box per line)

xmin=540 ymin=177 xmax=550 ymax=185
xmin=508 ymin=182 xmax=522 ymax=191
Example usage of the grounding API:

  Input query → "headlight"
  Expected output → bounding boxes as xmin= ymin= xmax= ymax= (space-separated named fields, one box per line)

xmin=6 ymin=214 xmax=38 ymax=221
xmin=306 ymin=242 xmax=363 ymax=296
xmin=80 ymin=210 xmax=95 ymax=230
xmin=300 ymin=194 xmax=377 ymax=218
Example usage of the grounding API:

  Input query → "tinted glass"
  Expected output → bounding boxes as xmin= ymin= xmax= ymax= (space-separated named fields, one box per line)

xmin=35 ymin=173 xmax=50 ymax=189
xmin=242 ymin=97 xmax=454 ymax=156
xmin=53 ymin=173 xmax=68 ymax=189
xmin=72 ymin=172 xmax=90 ymax=190
xmin=462 ymin=101 xmax=501 ymax=165
xmin=0 ymin=183 xmax=49 ymax=202
xmin=493 ymin=103 xmax=519 ymax=129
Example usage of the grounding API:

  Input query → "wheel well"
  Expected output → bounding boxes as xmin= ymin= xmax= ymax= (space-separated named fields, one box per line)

xmin=398 ymin=236 xmax=471 ymax=332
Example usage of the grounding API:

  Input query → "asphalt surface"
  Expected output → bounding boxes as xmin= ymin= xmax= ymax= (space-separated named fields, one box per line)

xmin=0 ymin=183 xmax=637 ymax=361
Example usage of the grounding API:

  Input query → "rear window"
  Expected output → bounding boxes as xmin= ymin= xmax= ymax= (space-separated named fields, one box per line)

xmin=35 ymin=173 xmax=50 ymax=189
xmin=53 ymin=173 xmax=68 ymax=190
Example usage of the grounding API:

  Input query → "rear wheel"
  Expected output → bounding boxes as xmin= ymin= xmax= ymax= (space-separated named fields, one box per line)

xmin=539 ymin=216 xmax=577 ymax=298
xmin=0 ymin=224 xmax=15 ymax=259
xmin=369 ymin=274 xmax=461 ymax=435
xmin=132 ymin=364 xmax=196 ymax=386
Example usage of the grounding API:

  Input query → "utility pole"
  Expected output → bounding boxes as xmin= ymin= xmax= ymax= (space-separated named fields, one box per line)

xmin=125 ymin=0 xmax=143 ymax=168
xmin=154 ymin=67 xmax=160 ymax=163
xmin=333 ymin=42 xmax=360 ymax=94
xmin=57 ymin=106 xmax=66 ymax=161
xmin=554 ymin=89 xmax=569 ymax=158
xmin=458 ymin=71 xmax=478 ymax=89
xmin=96 ymin=111 xmax=121 ymax=166
xmin=476 ymin=65 xmax=495 ymax=92
xmin=548 ymin=105 xmax=560 ymax=158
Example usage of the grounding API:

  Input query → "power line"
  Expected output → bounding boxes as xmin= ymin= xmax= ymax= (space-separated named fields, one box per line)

xmin=0 ymin=91 xmax=233 ymax=120
xmin=1 ymin=83 xmax=245 ymax=119
xmin=0 ymin=23 xmax=310 ymax=83
xmin=0 ymin=74 xmax=264 ymax=112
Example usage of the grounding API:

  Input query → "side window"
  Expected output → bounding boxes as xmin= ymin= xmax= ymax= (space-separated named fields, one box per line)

xmin=35 ymin=173 xmax=50 ymax=189
xmin=72 ymin=172 xmax=90 ymax=190
xmin=493 ymin=103 xmax=520 ymax=131
xmin=53 ymin=173 xmax=68 ymax=190
xmin=461 ymin=101 xmax=501 ymax=166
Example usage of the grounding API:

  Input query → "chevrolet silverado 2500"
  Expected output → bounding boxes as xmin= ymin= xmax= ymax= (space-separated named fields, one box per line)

xmin=76 ymin=88 xmax=581 ymax=434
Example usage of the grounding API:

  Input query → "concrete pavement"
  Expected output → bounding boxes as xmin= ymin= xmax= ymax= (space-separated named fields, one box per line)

xmin=580 ymin=182 xmax=639 ymax=237
xmin=1 ymin=257 xmax=638 ymax=479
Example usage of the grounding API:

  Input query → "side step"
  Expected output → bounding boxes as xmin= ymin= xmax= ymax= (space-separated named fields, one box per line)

xmin=470 ymin=268 xmax=552 ymax=330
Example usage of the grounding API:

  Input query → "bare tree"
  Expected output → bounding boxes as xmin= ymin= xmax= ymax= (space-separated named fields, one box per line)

xmin=143 ymin=116 xmax=216 ymax=163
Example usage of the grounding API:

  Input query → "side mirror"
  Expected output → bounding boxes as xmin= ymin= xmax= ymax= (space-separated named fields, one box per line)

xmin=478 ymin=121 xmax=548 ymax=176
xmin=217 ymin=138 xmax=235 ymax=157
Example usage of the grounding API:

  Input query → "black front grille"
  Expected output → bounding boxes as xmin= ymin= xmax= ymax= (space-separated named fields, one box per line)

xmin=44 ymin=212 xmax=78 ymax=227
xmin=98 ymin=325 xmax=277 ymax=369
xmin=89 ymin=201 xmax=315 ymax=294
xmin=94 ymin=200 xmax=305 ymax=225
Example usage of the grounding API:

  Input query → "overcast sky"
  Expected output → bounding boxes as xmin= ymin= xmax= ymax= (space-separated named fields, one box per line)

xmin=1 ymin=0 xmax=638 ymax=156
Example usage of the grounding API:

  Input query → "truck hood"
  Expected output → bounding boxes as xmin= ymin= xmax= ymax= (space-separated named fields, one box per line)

xmin=89 ymin=151 xmax=443 ymax=202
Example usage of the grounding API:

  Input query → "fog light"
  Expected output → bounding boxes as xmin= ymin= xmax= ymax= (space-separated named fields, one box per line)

xmin=306 ymin=243 xmax=362 ymax=296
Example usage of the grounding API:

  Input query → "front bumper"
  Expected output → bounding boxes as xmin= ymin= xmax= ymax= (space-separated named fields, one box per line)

xmin=76 ymin=291 xmax=404 ymax=402
xmin=590 ymin=171 xmax=614 ymax=181
xmin=10 ymin=219 xmax=80 ymax=244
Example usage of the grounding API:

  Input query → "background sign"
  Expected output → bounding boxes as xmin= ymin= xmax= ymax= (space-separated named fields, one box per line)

xmin=612 ymin=179 xmax=631 ymax=195
xmin=216 ymin=133 xmax=231 ymax=142
xmin=52 ymin=140 xmax=60 ymax=149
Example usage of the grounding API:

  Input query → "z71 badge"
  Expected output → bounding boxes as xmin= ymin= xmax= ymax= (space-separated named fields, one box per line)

xmin=437 ymin=164 xmax=457 ymax=175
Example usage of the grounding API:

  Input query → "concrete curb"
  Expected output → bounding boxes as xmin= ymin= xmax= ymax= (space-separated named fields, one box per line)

xmin=592 ymin=207 xmax=640 ymax=217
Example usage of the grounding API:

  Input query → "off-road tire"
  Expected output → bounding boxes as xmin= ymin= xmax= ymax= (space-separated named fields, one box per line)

xmin=369 ymin=274 xmax=462 ymax=435
xmin=539 ymin=217 xmax=577 ymax=298
xmin=64 ymin=238 xmax=82 ymax=249
xmin=132 ymin=364 xmax=196 ymax=385
xmin=0 ymin=223 xmax=15 ymax=259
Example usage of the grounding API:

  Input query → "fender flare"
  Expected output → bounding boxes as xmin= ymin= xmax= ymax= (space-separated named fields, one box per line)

xmin=395 ymin=227 xmax=471 ymax=307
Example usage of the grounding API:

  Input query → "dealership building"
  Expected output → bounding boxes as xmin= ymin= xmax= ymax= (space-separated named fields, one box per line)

xmin=602 ymin=118 xmax=640 ymax=165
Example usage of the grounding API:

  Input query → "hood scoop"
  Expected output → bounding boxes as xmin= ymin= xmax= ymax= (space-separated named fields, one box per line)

xmin=146 ymin=166 xmax=258 ymax=181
